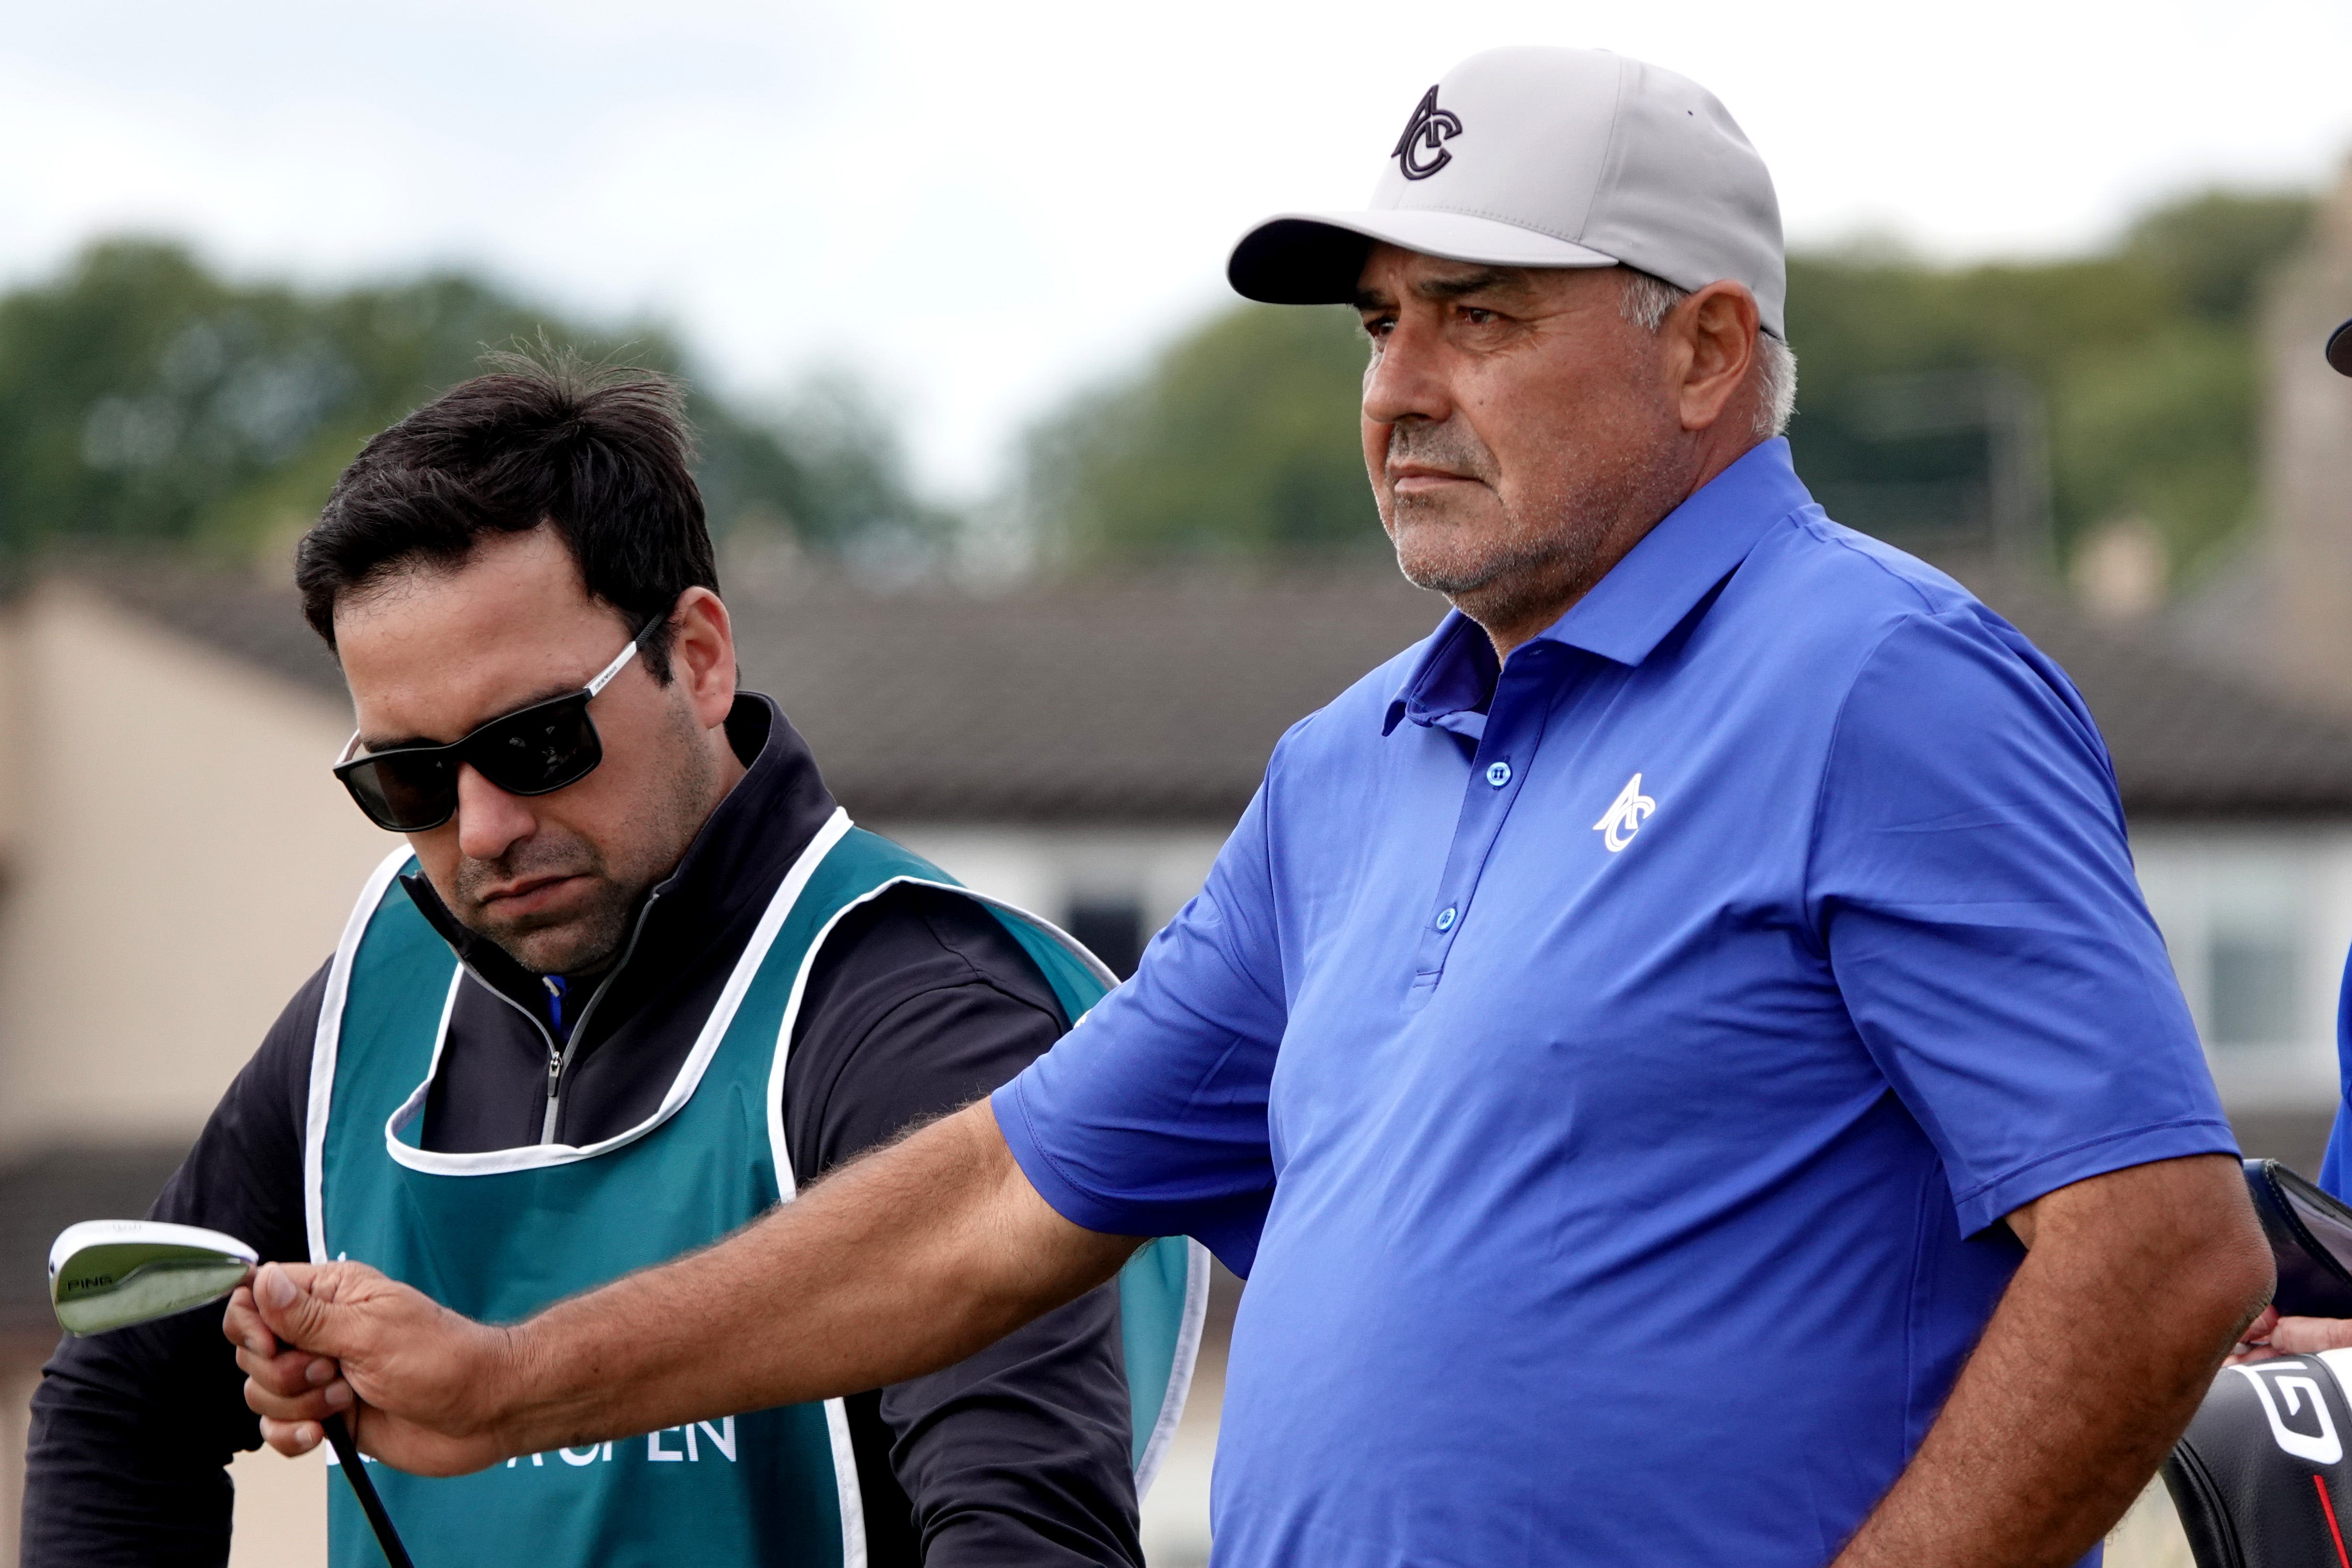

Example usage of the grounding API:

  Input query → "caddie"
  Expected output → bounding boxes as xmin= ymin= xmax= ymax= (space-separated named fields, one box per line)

xmin=238 ymin=47 xmax=2270 ymax=1568
xmin=26 ymin=358 xmax=1199 ymax=1567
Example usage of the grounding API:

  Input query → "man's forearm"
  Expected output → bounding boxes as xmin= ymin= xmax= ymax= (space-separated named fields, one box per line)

xmin=372 ymin=1102 xmax=1137 ymax=1465
xmin=1832 ymin=1155 xmax=2271 ymax=1568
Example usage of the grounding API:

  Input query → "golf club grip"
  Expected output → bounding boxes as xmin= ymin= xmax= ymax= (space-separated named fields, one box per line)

xmin=323 ymin=1414 xmax=417 ymax=1568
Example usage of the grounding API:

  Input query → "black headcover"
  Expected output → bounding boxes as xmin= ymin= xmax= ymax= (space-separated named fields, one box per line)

xmin=2161 ymin=1164 xmax=2352 ymax=1566
xmin=2167 ymin=1352 xmax=2352 ymax=1568
xmin=2246 ymin=1160 xmax=2352 ymax=1319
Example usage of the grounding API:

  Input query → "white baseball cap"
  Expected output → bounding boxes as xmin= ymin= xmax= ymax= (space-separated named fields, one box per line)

xmin=1228 ymin=46 xmax=1787 ymax=338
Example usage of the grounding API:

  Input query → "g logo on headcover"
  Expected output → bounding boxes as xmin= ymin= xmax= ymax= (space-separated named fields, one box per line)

xmin=2232 ymin=1360 xmax=2345 ymax=1464
xmin=1392 ymin=86 xmax=1462 ymax=180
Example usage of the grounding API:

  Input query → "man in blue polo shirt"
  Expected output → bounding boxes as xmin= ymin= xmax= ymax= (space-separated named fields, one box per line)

xmin=234 ymin=45 xmax=2271 ymax=1568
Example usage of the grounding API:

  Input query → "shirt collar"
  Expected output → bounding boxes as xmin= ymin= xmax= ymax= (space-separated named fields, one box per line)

xmin=1385 ymin=438 xmax=1811 ymax=735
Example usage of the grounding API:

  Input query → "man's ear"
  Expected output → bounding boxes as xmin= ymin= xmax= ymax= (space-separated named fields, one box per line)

xmin=1670 ymin=281 xmax=1761 ymax=433
xmin=666 ymin=587 xmax=738 ymax=728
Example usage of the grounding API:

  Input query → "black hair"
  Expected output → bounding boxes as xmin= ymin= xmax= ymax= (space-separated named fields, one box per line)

xmin=294 ymin=350 xmax=717 ymax=680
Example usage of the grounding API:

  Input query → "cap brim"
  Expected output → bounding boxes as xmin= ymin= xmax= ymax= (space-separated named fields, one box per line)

xmin=2329 ymin=317 xmax=2352 ymax=377
xmin=1228 ymin=210 xmax=1618 ymax=304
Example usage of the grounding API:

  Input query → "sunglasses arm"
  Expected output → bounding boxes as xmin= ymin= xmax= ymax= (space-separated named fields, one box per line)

xmin=585 ymin=637 xmax=644 ymax=698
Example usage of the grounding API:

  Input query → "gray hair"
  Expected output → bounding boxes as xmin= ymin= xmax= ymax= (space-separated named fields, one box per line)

xmin=1618 ymin=271 xmax=1797 ymax=440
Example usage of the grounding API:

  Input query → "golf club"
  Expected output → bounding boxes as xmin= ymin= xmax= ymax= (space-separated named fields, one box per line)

xmin=48 ymin=1220 xmax=417 ymax=1568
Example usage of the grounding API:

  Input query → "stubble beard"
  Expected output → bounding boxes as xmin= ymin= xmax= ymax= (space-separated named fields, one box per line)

xmin=1392 ymin=496 xmax=1601 ymax=633
xmin=1382 ymin=417 xmax=1684 ymax=635
xmin=447 ymin=700 xmax=722 ymax=976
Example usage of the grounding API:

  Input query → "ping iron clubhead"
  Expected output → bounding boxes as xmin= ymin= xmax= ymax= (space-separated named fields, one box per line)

xmin=48 ymin=1220 xmax=416 ymax=1568
xmin=49 ymin=1219 xmax=258 ymax=1334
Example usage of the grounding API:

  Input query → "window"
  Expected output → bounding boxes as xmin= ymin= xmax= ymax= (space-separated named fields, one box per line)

xmin=2203 ymin=858 xmax=2304 ymax=1049
xmin=1065 ymin=899 xmax=1145 ymax=981
xmin=2133 ymin=836 xmax=2315 ymax=1055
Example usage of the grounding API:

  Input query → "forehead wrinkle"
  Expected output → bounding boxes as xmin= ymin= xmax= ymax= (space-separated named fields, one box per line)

xmin=1355 ymin=264 xmax=1539 ymax=312
xmin=1411 ymin=266 xmax=1529 ymax=303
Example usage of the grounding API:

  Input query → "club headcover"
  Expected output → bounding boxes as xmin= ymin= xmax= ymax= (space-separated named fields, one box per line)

xmin=2167 ymin=1351 xmax=2352 ymax=1568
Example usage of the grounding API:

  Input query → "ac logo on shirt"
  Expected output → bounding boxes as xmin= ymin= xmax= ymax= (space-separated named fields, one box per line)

xmin=1594 ymin=774 xmax=1656 ymax=853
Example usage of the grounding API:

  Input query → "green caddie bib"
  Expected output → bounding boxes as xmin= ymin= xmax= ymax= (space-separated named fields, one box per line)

xmin=304 ymin=809 xmax=1208 ymax=1567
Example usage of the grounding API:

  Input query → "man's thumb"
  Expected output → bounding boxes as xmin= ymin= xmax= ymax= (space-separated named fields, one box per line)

xmin=255 ymin=1263 xmax=348 ymax=1352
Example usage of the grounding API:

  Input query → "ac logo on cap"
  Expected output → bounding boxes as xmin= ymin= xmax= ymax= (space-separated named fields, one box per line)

xmin=1391 ymin=86 xmax=1462 ymax=181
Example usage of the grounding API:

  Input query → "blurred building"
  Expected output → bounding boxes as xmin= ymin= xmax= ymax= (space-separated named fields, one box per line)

xmin=2137 ymin=158 xmax=2352 ymax=1136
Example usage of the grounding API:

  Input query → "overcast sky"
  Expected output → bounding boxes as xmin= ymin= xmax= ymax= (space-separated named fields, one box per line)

xmin=5 ymin=0 xmax=2349 ymax=494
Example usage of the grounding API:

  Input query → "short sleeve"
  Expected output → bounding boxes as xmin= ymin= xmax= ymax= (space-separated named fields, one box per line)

xmin=2319 ymin=947 xmax=2352 ymax=1200
xmin=1807 ymin=610 xmax=2235 ymax=1236
xmin=995 ymin=790 xmax=1288 ymax=1273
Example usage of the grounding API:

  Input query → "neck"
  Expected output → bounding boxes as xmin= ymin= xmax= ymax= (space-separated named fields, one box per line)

xmin=1461 ymin=431 xmax=1760 ymax=663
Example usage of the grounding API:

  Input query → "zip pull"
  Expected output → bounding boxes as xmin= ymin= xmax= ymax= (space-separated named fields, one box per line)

xmin=541 ymin=977 xmax=567 ymax=1115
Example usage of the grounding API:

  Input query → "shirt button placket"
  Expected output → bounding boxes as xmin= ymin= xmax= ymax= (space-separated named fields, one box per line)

xmin=1412 ymin=654 xmax=1554 ymax=1002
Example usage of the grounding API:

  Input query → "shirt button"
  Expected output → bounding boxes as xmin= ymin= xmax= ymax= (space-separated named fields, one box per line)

xmin=1435 ymin=906 xmax=1458 ymax=931
xmin=1485 ymin=761 xmax=1512 ymax=788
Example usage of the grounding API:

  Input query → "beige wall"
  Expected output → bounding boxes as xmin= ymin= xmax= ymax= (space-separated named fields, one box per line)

xmin=0 ymin=579 xmax=383 ymax=1566
xmin=226 ymin=1448 xmax=327 ymax=1567
xmin=0 ymin=581 xmax=389 ymax=1156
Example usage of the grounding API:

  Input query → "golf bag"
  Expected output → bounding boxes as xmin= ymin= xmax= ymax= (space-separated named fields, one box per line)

xmin=2163 ymin=1163 xmax=2352 ymax=1567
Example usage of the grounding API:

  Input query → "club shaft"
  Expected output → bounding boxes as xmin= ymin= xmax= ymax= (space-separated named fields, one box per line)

xmin=323 ymin=1415 xmax=416 ymax=1568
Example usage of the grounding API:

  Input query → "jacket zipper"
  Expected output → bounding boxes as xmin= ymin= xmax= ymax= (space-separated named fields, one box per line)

xmin=446 ymin=890 xmax=663 ymax=1147
xmin=541 ymin=979 xmax=565 ymax=1107
xmin=537 ymin=892 xmax=660 ymax=1145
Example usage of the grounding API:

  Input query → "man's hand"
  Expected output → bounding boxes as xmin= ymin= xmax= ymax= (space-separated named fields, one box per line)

xmin=226 ymin=1261 xmax=515 ymax=1476
xmin=226 ymin=1101 xmax=1136 ymax=1465
xmin=2229 ymin=1305 xmax=2352 ymax=1362
xmin=1831 ymin=1153 xmax=2273 ymax=1568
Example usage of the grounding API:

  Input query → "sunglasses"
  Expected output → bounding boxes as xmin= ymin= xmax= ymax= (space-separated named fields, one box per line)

xmin=333 ymin=621 xmax=655 ymax=833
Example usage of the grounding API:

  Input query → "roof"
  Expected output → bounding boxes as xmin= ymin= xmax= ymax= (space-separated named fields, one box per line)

xmin=1955 ymin=564 xmax=2352 ymax=818
xmin=728 ymin=570 xmax=1451 ymax=821
xmin=59 ymin=555 xmax=2352 ymax=823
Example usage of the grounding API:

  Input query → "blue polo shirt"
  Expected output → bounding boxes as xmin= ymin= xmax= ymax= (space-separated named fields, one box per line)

xmin=995 ymin=438 xmax=2232 ymax=1568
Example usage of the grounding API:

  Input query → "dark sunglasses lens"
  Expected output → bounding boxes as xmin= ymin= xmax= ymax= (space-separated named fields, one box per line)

xmin=340 ymin=753 xmax=457 ymax=832
xmin=471 ymin=699 xmax=603 ymax=797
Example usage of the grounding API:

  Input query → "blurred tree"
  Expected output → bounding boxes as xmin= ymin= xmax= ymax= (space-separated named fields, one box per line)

xmin=1026 ymin=187 xmax=2316 ymax=583
xmin=2122 ymin=190 xmax=2316 ymax=322
xmin=1025 ymin=302 xmax=1379 ymax=565
xmin=0 ymin=239 xmax=949 ymax=570
xmin=1786 ymin=187 xmax=2312 ymax=572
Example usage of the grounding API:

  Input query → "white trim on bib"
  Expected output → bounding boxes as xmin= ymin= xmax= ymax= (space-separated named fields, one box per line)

xmin=302 ymin=809 xmax=1203 ymax=1548
xmin=305 ymin=844 xmax=419 ymax=1263
xmin=757 ymin=870 xmax=1205 ymax=1501
xmin=372 ymin=808 xmax=855 ymax=1176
